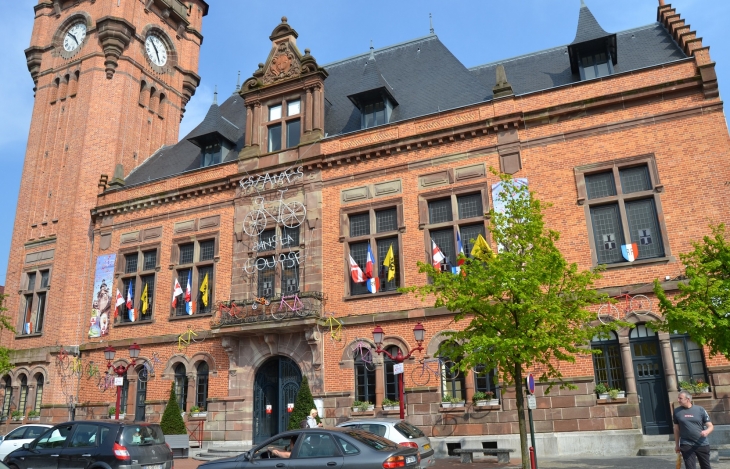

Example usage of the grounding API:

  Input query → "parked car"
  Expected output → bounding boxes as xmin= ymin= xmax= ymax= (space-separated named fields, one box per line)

xmin=198 ymin=427 xmax=420 ymax=469
xmin=3 ymin=421 xmax=173 ymax=469
xmin=0 ymin=425 xmax=52 ymax=461
xmin=337 ymin=418 xmax=435 ymax=466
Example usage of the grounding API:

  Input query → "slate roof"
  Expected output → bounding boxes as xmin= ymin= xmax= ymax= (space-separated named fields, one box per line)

xmin=572 ymin=1 xmax=614 ymax=45
xmin=470 ymin=23 xmax=686 ymax=102
xmin=123 ymin=12 xmax=688 ymax=187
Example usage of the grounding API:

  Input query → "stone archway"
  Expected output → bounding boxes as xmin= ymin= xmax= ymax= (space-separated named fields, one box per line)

xmin=252 ymin=356 xmax=302 ymax=444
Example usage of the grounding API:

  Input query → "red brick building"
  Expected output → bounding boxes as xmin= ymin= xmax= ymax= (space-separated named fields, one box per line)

xmin=1 ymin=0 xmax=729 ymax=457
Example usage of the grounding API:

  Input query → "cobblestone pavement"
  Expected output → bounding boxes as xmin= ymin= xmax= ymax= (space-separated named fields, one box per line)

xmin=174 ymin=455 xmax=730 ymax=469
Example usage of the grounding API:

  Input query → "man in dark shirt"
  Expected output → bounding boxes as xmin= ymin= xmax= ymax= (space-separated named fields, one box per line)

xmin=674 ymin=390 xmax=714 ymax=469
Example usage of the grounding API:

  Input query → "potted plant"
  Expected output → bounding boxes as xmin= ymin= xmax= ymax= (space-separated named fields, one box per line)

xmin=679 ymin=379 xmax=709 ymax=394
xmin=594 ymin=383 xmax=609 ymax=400
xmin=382 ymin=398 xmax=399 ymax=411
xmin=693 ymin=379 xmax=709 ymax=394
xmin=450 ymin=395 xmax=466 ymax=407
xmin=441 ymin=393 xmax=452 ymax=408
xmin=473 ymin=391 xmax=498 ymax=406
xmin=27 ymin=410 xmax=40 ymax=421
xmin=190 ymin=405 xmax=207 ymax=418
xmin=10 ymin=410 xmax=24 ymax=421
xmin=108 ymin=407 xmax=125 ymax=420
xmin=352 ymin=400 xmax=373 ymax=412
xmin=607 ymin=389 xmax=620 ymax=400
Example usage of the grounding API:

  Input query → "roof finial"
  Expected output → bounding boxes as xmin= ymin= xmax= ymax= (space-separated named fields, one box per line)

xmin=429 ymin=13 xmax=434 ymax=35
xmin=580 ymin=0 xmax=586 ymax=7
xmin=213 ymin=85 xmax=218 ymax=105
xmin=235 ymin=71 xmax=241 ymax=92
xmin=369 ymin=40 xmax=375 ymax=61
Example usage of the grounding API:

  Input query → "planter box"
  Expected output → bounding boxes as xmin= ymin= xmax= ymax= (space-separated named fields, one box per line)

xmin=352 ymin=405 xmax=374 ymax=412
xmin=11 ymin=417 xmax=24 ymax=422
xmin=190 ymin=412 xmax=207 ymax=418
xmin=28 ymin=417 xmax=41 ymax=421
xmin=108 ymin=414 xmax=125 ymax=420
xmin=441 ymin=402 xmax=452 ymax=408
xmin=452 ymin=401 xmax=465 ymax=407
xmin=598 ymin=393 xmax=609 ymax=400
xmin=382 ymin=405 xmax=399 ymax=411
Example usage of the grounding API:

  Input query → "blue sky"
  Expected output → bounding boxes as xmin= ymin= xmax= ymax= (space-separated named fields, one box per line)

xmin=0 ymin=0 xmax=727 ymax=284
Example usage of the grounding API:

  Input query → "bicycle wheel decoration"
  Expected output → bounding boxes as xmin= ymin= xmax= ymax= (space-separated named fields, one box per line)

xmin=597 ymin=303 xmax=621 ymax=325
xmin=411 ymin=364 xmax=432 ymax=386
xmin=297 ymin=298 xmax=314 ymax=317
xmin=280 ymin=201 xmax=306 ymax=228
xmin=243 ymin=210 xmax=267 ymax=236
xmin=630 ymin=294 xmax=651 ymax=316
xmin=271 ymin=302 xmax=287 ymax=320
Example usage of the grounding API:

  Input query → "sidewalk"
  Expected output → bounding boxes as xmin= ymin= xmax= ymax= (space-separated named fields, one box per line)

xmin=173 ymin=454 xmax=730 ymax=469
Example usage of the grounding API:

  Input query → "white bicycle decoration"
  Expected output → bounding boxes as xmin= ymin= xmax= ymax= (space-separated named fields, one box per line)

xmin=243 ymin=189 xmax=306 ymax=236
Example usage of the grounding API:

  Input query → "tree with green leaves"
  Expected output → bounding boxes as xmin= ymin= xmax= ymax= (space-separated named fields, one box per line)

xmin=160 ymin=383 xmax=187 ymax=435
xmin=653 ymin=224 xmax=730 ymax=359
xmin=402 ymin=174 xmax=624 ymax=469
xmin=287 ymin=375 xmax=319 ymax=430
xmin=0 ymin=294 xmax=15 ymax=375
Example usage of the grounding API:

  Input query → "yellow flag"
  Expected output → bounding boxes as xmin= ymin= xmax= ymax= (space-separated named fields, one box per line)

xmin=200 ymin=273 xmax=209 ymax=307
xmin=141 ymin=283 xmax=149 ymax=314
xmin=470 ymin=234 xmax=496 ymax=260
xmin=383 ymin=244 xmax=396 ymax=282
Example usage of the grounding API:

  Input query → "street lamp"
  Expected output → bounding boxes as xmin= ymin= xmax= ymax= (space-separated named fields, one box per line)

xmin=372 ymin=323 xmax=425 ymax=419
xmin=104 ymin=343 xmax=142 ymax=420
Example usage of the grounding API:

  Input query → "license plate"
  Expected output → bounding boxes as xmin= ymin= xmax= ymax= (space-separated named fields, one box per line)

xmin=144 ymin=464 xmax=163 ymax=469
xmin=406 ymin=456 xmax=417 ymax=464
xmin=423 ymin=444 xmax=431 ymax=451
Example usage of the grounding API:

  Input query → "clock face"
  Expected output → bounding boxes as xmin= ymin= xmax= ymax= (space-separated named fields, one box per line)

xmin=145 ymin=35 xmax=168 ymax=67
xmin=63 ymin=22 xmax=87 ymax=52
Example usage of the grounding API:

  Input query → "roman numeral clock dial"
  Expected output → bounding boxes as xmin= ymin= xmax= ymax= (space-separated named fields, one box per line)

xmin=145 ymin=35 xmax=168 ymax=67
xmin=63 ymin=22 xmax=87 ymax=52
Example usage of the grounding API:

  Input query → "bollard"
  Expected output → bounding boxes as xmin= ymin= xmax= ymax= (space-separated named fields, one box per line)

xmin=529 ymin=447 xmax=536 ymax=469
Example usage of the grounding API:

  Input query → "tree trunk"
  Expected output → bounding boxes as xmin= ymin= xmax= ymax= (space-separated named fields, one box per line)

xmin=514 ymin=363 xmax=529 ymax=469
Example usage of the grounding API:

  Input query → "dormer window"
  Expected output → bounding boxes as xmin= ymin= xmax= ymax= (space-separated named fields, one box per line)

xmin=201 ymin=142 xmax=223 ymax=168
xmin=363 ymin=101 xmax=386 ymax=129
xmin=267 ymin=98 xmax=301 ymax=152
xmin=579 ymin=51 xmax=612 ymax=80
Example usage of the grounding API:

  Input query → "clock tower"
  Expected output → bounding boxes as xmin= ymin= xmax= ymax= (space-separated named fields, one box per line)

xmin=3 ymin=0 xmax=208 ymax=356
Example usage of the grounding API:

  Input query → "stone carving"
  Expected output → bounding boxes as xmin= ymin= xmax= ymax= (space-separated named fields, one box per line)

xmin=96 ymin=17 xmax=135 ymax=79
xmin=264 ymin=42 xmax=301 ymax=85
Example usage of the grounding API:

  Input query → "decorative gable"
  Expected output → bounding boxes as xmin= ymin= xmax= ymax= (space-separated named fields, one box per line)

xmin=264 ymin=42 xmax=302 ymax=85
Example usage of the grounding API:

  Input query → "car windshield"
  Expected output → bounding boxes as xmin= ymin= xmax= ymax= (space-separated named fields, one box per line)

xmin=342 ymin=430 xmax=397 ymax=451
xmin=394 ymin=421 xmax=425 ymax=439
xmin=121 ymin=425 xmax=165 ymax=446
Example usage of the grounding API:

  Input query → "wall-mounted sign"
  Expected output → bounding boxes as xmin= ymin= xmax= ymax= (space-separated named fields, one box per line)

xmin=393 ymin=363 xmax=404 ymax=375
xmin=253 ymin=232 xmax=297 ymax=252
xmin=88 ymin=254 xmax=116 ymax=338
xmin=240 ymin=166 xmax=304 ymax=192
xmin=243 ymin=251 xmax=301 ymax=274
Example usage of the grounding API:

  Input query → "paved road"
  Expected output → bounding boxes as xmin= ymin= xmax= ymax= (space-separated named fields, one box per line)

xmin=177 ymin=455 xmax=730 ymax=469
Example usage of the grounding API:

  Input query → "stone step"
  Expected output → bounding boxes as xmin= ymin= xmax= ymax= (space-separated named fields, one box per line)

xmin=638 ymin=446 xmax=677 ymax=456
xmin=206 ymin=446 xmax=250 ymax=453
xmin=193 ymin=445 xmax=251 ymax=461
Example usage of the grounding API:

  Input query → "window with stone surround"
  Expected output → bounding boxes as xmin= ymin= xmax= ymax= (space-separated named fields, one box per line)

xmin=340 ymin=201 xmax=404 ymax=297
xmin=441 ymin=358 xmax=465 ymax=402
xmin=591 ymin=331 xmax=625 ymax=392
xmin=267 ymin=98 xmax=301 ymax=152
xmin=474 ymin=365 xmax=500 ymax=401
xmin=420 ymin=186 xmax=489 ymax=271
xmin=355 ymin=349 xmax=375 ymax=404
xmin=18 ymin=268 xmax=50 ymax=336
xmin=670 ymin=334 xmax=707 ymax=386
xmin=1 ymin=375 xmax=11 ymax=417
xmin=174 ymin=363 xmax=188 ymax=412
xmin=18 ymin=374 xmax=28 ymax=414
xmin=172 ymin=236 xmax=217 ymax=316
xmin=118 ymin=247 xmax=159 ymax=323
xmin=33 ymin=373 xmax=43 ymax=413
xmin=255 ymin=226 xmax=301 ymax=298
xmin=195 ymin=361 xmax=209 ymax=410
xmin=579 ymin=51 xmax=613 ymax=80
xmin=575 ymin=155 xmax=669 ymax=266
xmin=383 ymin=346 xmax=400 ymax=402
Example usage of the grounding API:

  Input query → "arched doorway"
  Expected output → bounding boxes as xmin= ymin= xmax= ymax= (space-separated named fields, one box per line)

xmin=253 ymin=356 xmax=301 ymax=444
xmin=630 ymin=324 xmax=670 ymax=434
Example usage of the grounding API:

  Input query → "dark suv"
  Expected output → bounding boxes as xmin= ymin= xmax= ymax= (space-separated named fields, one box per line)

xmin=3 ymin=421 xmax=173 ymax=469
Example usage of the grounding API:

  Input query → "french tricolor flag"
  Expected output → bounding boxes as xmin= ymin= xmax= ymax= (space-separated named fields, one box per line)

xmin=185 ymin=270 xmax=193 ymax=314
xmin=452 ymin=229 xmax=465 ymax=275
xmin=366 ymin=244 xmax=379 ymax=294
xmin=126 ymin=282 xmax=135 ymax=322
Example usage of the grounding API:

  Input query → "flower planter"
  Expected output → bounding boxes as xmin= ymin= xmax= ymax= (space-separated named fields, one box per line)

xmin=487 ymin=399 xmax=499 ymax=406
xmin=11 ymin=417 xmax=24 ymax=422
xmin=109 ymin=414 xmax=125 ymax=420
xmin=382 ymin=406 xmax=399 ymax=411
xmin=598 ymin=393 xmax=609 ymax=400
xmin=474 ymin=400 xmax=488 ymax=407
xmin=441 ymin=402 xmax=453 ymax=408
xmin=352 ymin=405 xmax=374 ymax=412
xmin=451 ymin=401 xmax=465 ymax=407
xmin=190 ymin=412 xmax=207 ymax=418
xmin=616 ymin=391 xmax=626 ymax=399
xmin=28 ymin=417 xmax=41 ymax=421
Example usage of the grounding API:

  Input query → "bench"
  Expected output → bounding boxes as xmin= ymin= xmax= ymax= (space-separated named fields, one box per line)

xmin=452 ymin=448 xmax=515 ymax=464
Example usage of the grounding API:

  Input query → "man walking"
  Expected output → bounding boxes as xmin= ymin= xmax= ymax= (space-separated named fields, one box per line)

xmin=674 ymin=390 xmax=714 ymax=469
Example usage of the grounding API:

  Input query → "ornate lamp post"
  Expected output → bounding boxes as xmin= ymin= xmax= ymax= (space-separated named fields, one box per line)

xmin=372 ymin=323 xmax=425 ymax=419
xmin=104 ymin=343 xmax=141 ymax=420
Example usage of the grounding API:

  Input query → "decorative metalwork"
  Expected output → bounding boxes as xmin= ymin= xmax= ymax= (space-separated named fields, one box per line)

xmin=211 ymin=292 xmax=325 ymax=328
xmin=242 ymin=189 xmax=306 ymax=236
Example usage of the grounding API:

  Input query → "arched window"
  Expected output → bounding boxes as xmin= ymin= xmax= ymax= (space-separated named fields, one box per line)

xmin=474 ymin=365 xmax=499 ymax=399
xmin=174 ymin=364 xmax=188 ymax=411
xmin=18 ymin=375 xmax=28 ymax=414
xmin=354 ymin=350 xmax=375 ymax=403
xmin=1 ymin=375 xmax=11 ymax=417
xmin=441 ymin=358 xmax=465 ymax=401
xmin=670 ymin=334 xmax=707 ymax=385
xmin=34 ymin=374 xmax=44 ymax=412
xmin=195 ymin=362 xmax=209 ymax=410
xmin=591 ymin=331 xmax=625 ymax=391
xmin=383 ymin=346 xmax=400 ymax=401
